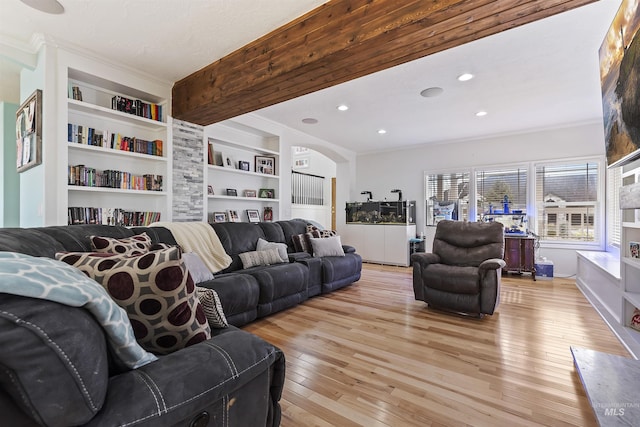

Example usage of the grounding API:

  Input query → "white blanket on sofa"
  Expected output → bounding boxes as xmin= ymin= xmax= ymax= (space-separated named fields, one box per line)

xmin=150 ymin=221 xmax=232 ymax=273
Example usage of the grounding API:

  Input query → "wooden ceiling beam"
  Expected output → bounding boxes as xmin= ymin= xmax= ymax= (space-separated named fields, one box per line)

xmin=172 ymin=0 xmax=597 ymax=126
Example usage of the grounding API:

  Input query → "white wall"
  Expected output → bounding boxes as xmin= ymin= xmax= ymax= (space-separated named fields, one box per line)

xmin=355 ymin=121 xmax=606 ymax=277
xmin=234 ymin=113 xmax=357 ymax=232
xmin=19 ymin=47 xmax=48 ymax=227
xmin=1 ymin=102 xmax=19 ymax=226
xmin=291 ymin=146 xmax=336 ymax=228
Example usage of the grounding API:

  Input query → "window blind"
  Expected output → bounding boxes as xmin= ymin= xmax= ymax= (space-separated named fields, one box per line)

xmin=475 ymin=167 xmax=527 ymax=219
xmin=535 ymin=162 xmax=598 ymax=242
xmin=425 ymin=172 xmax=470 ymax=225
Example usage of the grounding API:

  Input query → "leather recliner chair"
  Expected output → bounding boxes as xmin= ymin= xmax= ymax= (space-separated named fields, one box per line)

xmin=411 ymin=220 xmax=506 ymax=317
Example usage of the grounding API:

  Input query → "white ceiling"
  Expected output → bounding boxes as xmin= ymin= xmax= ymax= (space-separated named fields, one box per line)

xmin=0 ymin=0 xmax=624 ymax=154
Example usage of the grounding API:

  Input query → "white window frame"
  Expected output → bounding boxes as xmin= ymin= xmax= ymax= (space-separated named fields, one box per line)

xmin=531 ymin=156 xmax=605 ymax=251
xmin=424 ymin=156 xmax=605 ymax=251
xmin=606 ymin=165 xmax=621 ymax=251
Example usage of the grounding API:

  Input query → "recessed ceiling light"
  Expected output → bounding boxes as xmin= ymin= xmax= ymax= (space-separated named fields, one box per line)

xmin=476 ymin=111 xmax=488 ymax=117
xmin=377 ymin=129 xmax=387 ymax=134
xmin=19 ymin=0 xmax=64 ymax=14
xmin=457 ymin=73 xmax=474 ymax=82
xmin=420 ymin=87 xmax=444 ymax=98
xmin=301 ymin=118 xmax=318 ymax=124
xmin=337 ymin=105 xmax=349 ymax=111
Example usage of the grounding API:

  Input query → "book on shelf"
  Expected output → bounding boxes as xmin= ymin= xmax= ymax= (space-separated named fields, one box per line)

xmin=207 ymin=142 xmax=215 ymax=165
xmin=67 ymin=206 xmax=160 ymax=226
xmin=68 ymin=123 xmax=163 ymax=156
xmin=111 ymin=95 xmax=163 ymax=122
xmin=69 ymin=85 xmax=83 ymax=101
xmin=68 ymin=164 xmax=163 ymax=191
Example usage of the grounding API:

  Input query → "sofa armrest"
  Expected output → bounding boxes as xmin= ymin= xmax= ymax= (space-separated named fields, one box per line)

xmin=410 ymin=252 xmax=441 ymax=267
xmin=292 ymin=256 xmax=323 ymax=297
xmin=89 ymin=327 xmax=285 ymax=426
xmin=478 ymin=258 xmax=506 ymax=272
xmin=288 ymin=251 xmax=311 ymax=262
xmin=342 ymin=245 xmax=356 ymax=254
xmin=0 ymin=295 xmax=109 ymax=427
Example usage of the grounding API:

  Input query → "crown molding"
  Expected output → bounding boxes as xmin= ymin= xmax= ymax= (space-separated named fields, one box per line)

xmin=0 ymin=33 xmax=37 ymax=69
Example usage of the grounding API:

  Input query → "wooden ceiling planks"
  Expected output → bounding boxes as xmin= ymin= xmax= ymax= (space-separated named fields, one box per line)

xmin=172 ymin=0 xmax=597 ymax=126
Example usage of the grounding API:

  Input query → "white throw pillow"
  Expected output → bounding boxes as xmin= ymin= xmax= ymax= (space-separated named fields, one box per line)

xmin=182 ymin=252 xmax=214 ymax=283
xmin=310 ymin=235 xmax=345 ymax=257
xmin=256 ymin=237 xmax=289 ymax=262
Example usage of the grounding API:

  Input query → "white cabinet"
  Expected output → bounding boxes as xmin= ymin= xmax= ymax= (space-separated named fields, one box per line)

xmin=204 ymin=120 xmax=280 ymax=222
xmin=343 ymin=224 xmax=416 ymax=266
xmin=66 ymin=68 xmax=170 ymax=225
xmin=384 ymin=225 xmax=416 ymax=266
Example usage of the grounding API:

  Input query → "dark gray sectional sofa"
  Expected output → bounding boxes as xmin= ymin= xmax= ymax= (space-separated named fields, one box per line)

xmin=0 ymin=219 xmax=361 ymax=426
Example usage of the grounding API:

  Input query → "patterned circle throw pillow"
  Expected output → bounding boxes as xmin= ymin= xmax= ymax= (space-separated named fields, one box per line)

xmin=56 ymin=247 xmax=211 ymax=355
xmin=89 ymin=232 xmax=152 ymax=256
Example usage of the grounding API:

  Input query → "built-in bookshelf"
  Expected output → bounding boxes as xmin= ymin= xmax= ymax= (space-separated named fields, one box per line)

xmin=204 ymin=120 xmax=280 ymax=223
xmin=619 ymin=170 xmax=640 ymax=355
xmin=66 ymin=68 xmax=170 ymax=225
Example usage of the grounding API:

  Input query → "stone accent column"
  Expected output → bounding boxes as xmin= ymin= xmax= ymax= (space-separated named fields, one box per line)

xmin=172 ymin=119 xmax=203 ymax=221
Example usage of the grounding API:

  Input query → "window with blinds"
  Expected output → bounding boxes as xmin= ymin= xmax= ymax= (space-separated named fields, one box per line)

xmin=425 ymin=172 xmax=470 ymax=225
xmin=475 ymin=167 xmax=527 ymax=220
xmin=291 ymin=170 xmax=324 ymax=205
xmin=535 ymin=162 xmax=599 ymax=242
xmin=607 ymin=166 xmax=621 ymax=247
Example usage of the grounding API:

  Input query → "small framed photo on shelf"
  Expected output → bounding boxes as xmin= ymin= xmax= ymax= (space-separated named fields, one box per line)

xmin=246 ymin=209 xmax=260 ymax=223
xmin=207 ymin=185 xmax=214 ymax=195
xmin=259 ymin=188 xmax=275 ymax=199
xmin=244 ymin=189 xmax=257 ymax=197
xmin=630 ymin=241 xmax=640 ymax=259
xmin=263 ymin=206 xmax=273 ymax=222
xmin=630 ymin=307 xmax=640 ymax=331
xmin=227 ymin=209 xmax=240 ymax=222
xmin=238 ymin=161 xmax=251 ymax=171
xmin=214 ymin=151 xmax=225 ymax=167
xmin=226 ymin=188 xmax=238 ymax=197
xmin=212 ymin=212 xmax=227 ymax=223
xmin=255 ymin=156 xmax=276 ymax=175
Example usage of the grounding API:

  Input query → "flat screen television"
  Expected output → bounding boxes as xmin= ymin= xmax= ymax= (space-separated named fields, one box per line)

xmin=599 ymin=0 xmax=640 ymax=168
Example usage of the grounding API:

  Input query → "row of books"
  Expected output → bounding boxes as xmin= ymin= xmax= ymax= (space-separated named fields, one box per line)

xmin=68 ymin=207 xmax=160 ymax=226
xmin=70 ymin=86 xmax=83 ymax=101
xmin=68 ymin=164 xmax=163 ymax=191
xmin=111 ymin=96 xmax=163 ymax=122
xmin=67 ymin=123 xmax=163 ymax=156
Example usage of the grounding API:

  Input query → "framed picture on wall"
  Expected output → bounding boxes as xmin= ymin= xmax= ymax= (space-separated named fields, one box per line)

xmin=294 ymin=157 xmax=309 ymax=169
xmin=16 ymin=89 xmax=42 ymax=173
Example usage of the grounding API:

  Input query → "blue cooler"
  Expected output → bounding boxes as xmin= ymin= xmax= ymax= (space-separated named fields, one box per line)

xmin=535 ymin=257 xmax=554 ymax=280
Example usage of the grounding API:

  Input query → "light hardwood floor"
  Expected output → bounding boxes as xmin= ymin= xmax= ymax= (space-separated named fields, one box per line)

xmin=244 ymin=264 xmax=629 ymax=427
